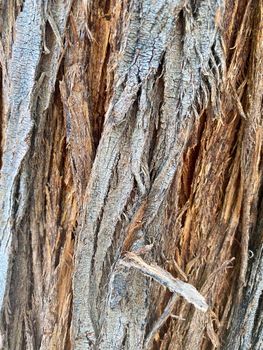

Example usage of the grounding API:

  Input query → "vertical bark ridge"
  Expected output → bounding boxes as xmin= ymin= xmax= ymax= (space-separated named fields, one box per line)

xmin=148 ymin=1 xmax=263 ymax=349
xmin=0 ymin=0 xmax=74 ymax=348
xmin=0 ymin=0 xmax=43 ymax=315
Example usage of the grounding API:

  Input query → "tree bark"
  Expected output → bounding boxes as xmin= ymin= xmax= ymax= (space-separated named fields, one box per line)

xmin=0 ymin=0 xmax=262 ymax=349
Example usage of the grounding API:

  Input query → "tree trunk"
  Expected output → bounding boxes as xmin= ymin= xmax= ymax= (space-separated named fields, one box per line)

xmin=0 ymin=0 xmax=262 ymax=349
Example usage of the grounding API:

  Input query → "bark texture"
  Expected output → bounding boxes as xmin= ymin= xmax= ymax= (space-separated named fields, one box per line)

xmin=0 ymin=0 xmax=262 ymax=349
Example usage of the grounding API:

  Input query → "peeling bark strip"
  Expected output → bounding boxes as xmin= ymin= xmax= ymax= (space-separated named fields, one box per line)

xmin=144 ymin=293 xmax=179 ymax=349
xmin=0 ymin=0 xmax=262 ymax=349
xmin=120 ymin=252 xmax=208 ymax=312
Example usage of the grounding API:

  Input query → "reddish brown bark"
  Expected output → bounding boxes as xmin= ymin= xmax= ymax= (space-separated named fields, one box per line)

xmin=0 ymin=0 xmax=262 ymax=349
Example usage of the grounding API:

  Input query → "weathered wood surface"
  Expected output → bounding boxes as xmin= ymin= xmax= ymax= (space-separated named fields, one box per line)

xmin=0 ymin=0 xmax=262 ymax=349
